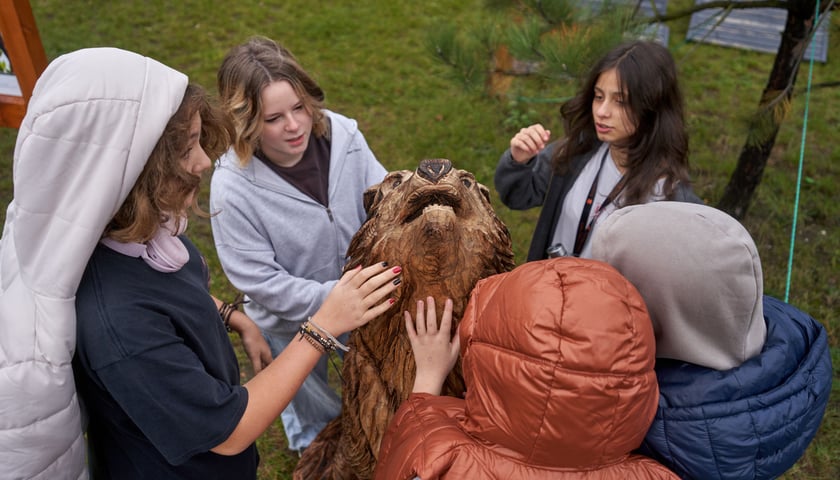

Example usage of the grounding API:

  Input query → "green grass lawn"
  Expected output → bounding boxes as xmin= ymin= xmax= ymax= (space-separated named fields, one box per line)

xmin=0 ymin=1 xmax=836 ymax=478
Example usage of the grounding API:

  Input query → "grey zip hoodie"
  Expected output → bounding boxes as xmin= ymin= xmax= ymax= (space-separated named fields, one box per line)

xmin=209 ymin=110 xmax=386 ymax=335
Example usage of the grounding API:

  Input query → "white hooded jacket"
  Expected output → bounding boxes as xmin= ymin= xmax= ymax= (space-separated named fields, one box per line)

xmin=0 ymin=48 xmax=187 ymax=479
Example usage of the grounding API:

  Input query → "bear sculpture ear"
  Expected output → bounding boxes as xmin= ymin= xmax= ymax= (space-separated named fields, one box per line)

xmin=362 ymin=186 xmax=380 ymax=216
xmin=363 ymin=170 xmax=413 ymax=216
xmin=478 ymin=183 xmax=491 ymax=204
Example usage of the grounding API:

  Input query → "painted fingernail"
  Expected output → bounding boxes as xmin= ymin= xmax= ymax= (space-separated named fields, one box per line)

xmin=381 ymin=261 xmax=388 ymax=267
xmin=392 ymin=266 xmax=402 ymax=274
xmin=392 ymin=278 xmax=401 ymax=286
xmin=389 ymin=298 xmax=396 ymax=304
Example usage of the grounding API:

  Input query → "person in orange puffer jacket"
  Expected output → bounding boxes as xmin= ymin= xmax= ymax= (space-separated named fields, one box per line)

xmin=374 ymin=257 xmax=677 ymax=479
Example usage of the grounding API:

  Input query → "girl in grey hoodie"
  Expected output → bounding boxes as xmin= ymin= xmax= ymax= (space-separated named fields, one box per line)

xmin=210 ymin=36 xmax=387 ymax=453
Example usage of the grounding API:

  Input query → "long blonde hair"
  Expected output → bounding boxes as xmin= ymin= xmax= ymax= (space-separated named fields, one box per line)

xmin=217 ymin=36 xmax=328 ymax=166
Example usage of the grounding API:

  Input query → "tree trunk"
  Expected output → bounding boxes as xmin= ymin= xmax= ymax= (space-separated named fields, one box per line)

xmin=717 ymin=0 xmax=826 ymax=219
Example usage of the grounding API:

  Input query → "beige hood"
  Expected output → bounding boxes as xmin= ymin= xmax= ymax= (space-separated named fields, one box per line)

xmin=591 ymin=202 xmax=766 ymax=370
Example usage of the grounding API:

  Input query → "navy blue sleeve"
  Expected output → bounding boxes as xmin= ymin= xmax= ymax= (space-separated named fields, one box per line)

xmin=91 ymin=304 xmax=249 ymax=465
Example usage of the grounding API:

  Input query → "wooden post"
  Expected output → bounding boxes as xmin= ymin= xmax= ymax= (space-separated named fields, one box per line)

xmin=0 ymin=0 xmax=47 ymax=128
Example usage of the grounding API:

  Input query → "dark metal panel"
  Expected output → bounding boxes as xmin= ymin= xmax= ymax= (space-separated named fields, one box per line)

xmin=686 ymin=0 xmax=830 ymax=62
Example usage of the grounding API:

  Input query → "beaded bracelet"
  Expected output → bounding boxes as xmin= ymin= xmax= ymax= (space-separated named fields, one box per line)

xmin=300 ymin=331 xmax=326 ymax=353
xmin=219 ymin=293 xmax=249 ymax=332
xmin=307 ymin=317 xmax=350 ymax=352
xmin=298 ymin=321 xmax=341 ymax=353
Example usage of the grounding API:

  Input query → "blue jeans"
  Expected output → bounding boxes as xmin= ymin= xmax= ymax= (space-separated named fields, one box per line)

xmin=263 ymin=329 xmax=342 ymax=452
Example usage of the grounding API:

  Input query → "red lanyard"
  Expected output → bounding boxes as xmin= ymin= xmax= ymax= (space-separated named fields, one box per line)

xmin=572 ymin=149 xmax=623 ymax=256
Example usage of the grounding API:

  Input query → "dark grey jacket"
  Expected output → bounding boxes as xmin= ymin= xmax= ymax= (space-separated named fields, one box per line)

xmin=494 ymin=142 xmax=702 ymax=261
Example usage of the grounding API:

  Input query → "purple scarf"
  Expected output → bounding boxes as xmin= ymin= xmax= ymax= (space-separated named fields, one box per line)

xmin=100 ymin=216 xmax=189 ymax=272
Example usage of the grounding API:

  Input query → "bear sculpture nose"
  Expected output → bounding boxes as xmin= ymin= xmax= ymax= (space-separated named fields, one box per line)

xmin=417 ymin=158 xmax=452 ymax=183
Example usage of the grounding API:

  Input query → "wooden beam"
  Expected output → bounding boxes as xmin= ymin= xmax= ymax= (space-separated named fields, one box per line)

xmin=0 ymin=0 xmax=47 ymax=128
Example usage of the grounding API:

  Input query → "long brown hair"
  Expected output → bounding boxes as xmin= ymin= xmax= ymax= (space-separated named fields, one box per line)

xmin=106 ymin=84 xmax=231 ymax=242
xmin=552 ymin=40 xmax=690 ymax=206
xmin=217 ymin=36 xmax=328 ymax=166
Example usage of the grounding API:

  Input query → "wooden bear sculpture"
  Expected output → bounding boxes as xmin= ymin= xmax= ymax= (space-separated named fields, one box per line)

xmin=294 ymin=159 xmax=514 ymax=480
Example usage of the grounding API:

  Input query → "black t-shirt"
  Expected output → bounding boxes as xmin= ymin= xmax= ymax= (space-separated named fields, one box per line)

xmin=73 ymin=237 xmax=258 ymax=479
xmin=257 ymin=133 xmax=331 ymax=206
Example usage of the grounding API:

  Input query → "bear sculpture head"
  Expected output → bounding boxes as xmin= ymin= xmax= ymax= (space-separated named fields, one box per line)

xmin=295 ymin=158 xmax=514 ymax=480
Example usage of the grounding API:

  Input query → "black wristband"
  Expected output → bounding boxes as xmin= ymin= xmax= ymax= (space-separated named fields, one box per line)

xmin=219 ymin=293 xmax=248 ymax=332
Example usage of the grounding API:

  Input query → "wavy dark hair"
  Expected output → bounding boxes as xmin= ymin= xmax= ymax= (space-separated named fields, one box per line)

xmin=106 ymin=83 xmax=231 ymax=242
xmin=217 ymin=36 xmax=328 ymax=166
xmin=552 ymin=40 xmax=690 ymax=206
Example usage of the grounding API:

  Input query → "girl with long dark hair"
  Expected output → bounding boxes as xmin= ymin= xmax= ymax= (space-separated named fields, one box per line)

xmin=495 ymin=40 xmax=701 ymax=260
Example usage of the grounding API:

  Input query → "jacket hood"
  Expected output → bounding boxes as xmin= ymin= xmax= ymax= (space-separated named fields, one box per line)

xmin=8 ymin=47 xmax=187 ymax=300
xmin=0 ymin=47 xmax=186 ymax=479
xmin=458 ymin=257 xmax=658 ymax=469
xmin=641 ymin=296 xmax=832 ymax=479
xmin=591 ymin=202 xmax=767 ymax=370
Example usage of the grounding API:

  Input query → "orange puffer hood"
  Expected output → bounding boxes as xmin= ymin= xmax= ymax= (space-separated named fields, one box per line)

xmin=458 ymin=257 xmax=658 ymax=469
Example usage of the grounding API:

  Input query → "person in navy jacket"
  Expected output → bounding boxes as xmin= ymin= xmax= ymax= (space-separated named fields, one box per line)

xmin=591 ymin=201 xmax=832 ymax=479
